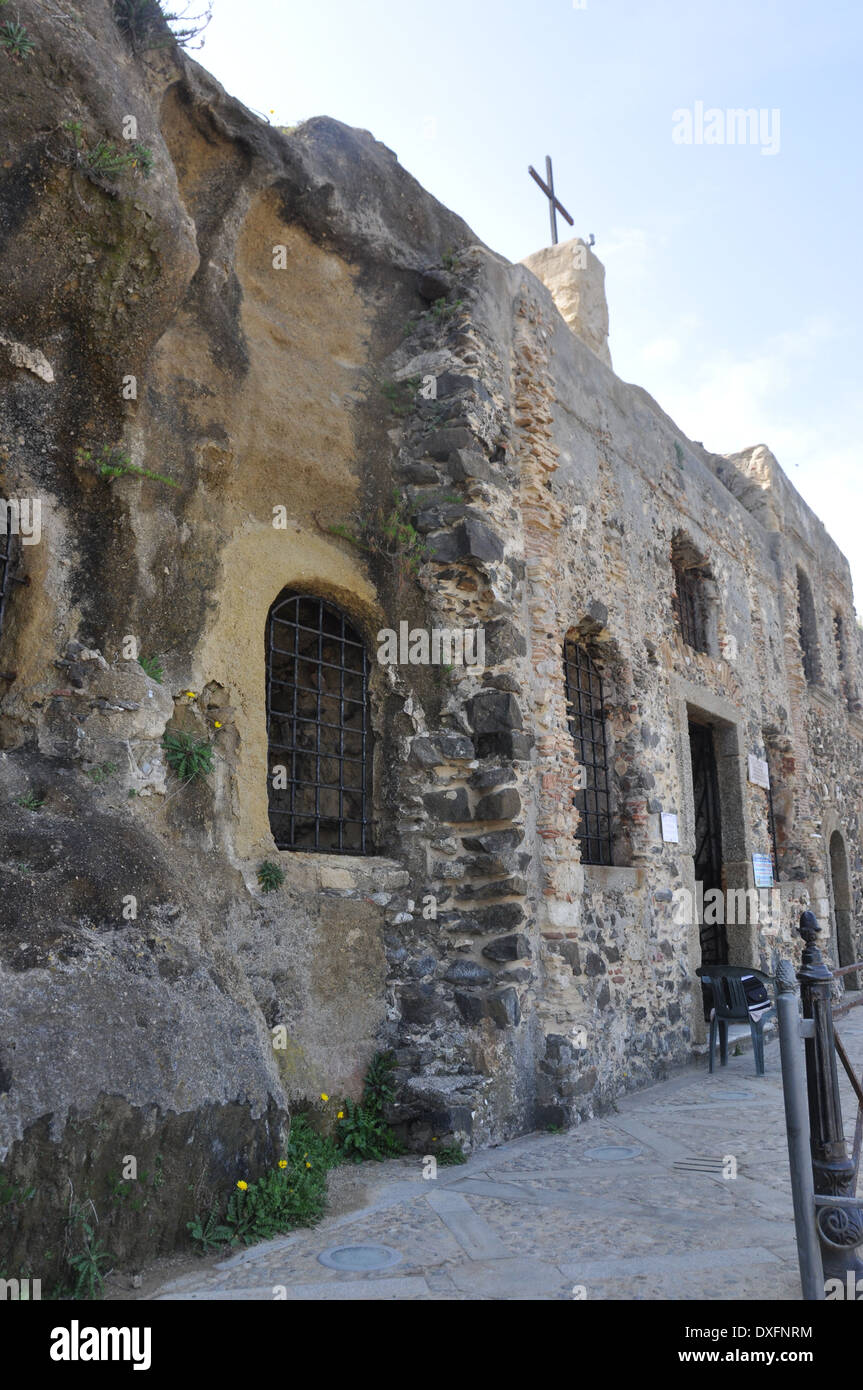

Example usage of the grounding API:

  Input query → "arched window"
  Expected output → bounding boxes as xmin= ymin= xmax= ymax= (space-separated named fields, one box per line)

xmin=266 ymin=592 xmax=372 ymax=854
xmin=796 ymin=569 xmax=820 ymax=685
xmin=563 ymin=635 xmax=613 ymax=866
xmin=671 ymin=533 xmax=709 ymax=653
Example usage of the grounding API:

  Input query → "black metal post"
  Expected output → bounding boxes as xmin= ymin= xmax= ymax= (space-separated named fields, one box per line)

xmin=797 ymin=909 xmax=863 ymax=1279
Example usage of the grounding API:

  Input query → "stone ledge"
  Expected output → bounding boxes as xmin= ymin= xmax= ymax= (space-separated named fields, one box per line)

xmin=268 ymin=852 xmax=409 ymax=894
xmin=582 ymin=864 xmax=646 ymax=891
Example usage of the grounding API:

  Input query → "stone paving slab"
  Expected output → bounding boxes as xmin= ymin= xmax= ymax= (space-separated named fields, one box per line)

xmin=151 ymin=1008 xmax=863 ymax=1301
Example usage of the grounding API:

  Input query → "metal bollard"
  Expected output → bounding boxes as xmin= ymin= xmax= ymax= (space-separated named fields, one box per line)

xmin=797 ymin=910 xmax=863 ymax=1279
xmin=775 ymin=959 xmax=823 ymax=1299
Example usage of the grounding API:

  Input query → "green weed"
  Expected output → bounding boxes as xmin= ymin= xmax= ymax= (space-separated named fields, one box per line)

xmin=138 ymin=653 xmax=164 ymax=683
xmin=76 ymin=445 xmax=178 ymax=490
xmin=435 ymin=1143 xmax=467 ymax=1165
xmin=0 ymin=21 xmax=35 ymax=60
xmin=113 ymin=0 xmax=212 ymax=52
xmin=335 ymin=1051 xmax=403 ymax=1164
xmin=257 ymin=860 xmax=285 ymax=893
xmin=86 ymin=762 xmax=119 ymax=785
xmin=162 ymin=731 xmax=213 ymax=781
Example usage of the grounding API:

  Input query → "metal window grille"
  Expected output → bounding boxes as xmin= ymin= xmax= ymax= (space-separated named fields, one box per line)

xmin=563 ymin=638 xmax=613 ymax=866
xmin=797 ymin=573 xmax=819 ymax=685
xmin=0 ymin=499 xmax=21 ymax=682
xmin=834 ymin=612 xmax=846 ymax=672
xmin=266 ymin=592 xmax=371 ymax=854
xmin=673 ymin=562 xmax=707 ymax=652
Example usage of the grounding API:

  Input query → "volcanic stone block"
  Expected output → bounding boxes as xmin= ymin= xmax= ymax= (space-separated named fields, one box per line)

xmin=426 ymin=519 xmax=504 ymax=564
xmin=444 ymin=959 xmax=492 ymax=985
xmin=456 ymin=877 xmax=527 ymax=901
xmin=474 ymin=787 xmax=521 ymax=822
xmin=423 ymin=787 xmax=470 ymax=822
xmin=488 ymin=987 xmax=520 ymax=1029
xmin=481 ymin=934 xmax=531 ymax=962
xmin=400 ymin=983 xmax=439 ymax=1025
xmin=454 ymin=990 xmax=486 ymax=1024
xmin=468 ymin=690 xmax=523 ymax=735
xmin=447 ymin=448 xmax=494 ymax=483
xmin=411 ymin=733 xmax=475 ymax=768
xmin=470 ymin=902 xmax=526 ymax=933
xmin=422 ymin=426 xmax=476 ymax=460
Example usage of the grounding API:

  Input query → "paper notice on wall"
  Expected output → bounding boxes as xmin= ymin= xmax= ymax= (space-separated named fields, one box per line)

xmin=661 ymin=812 xmax=679 ymax=843
xmin=752 ymin=852 xmax=774 ymax=887
xmin=748 ymin=754 xmax=770 ymax=789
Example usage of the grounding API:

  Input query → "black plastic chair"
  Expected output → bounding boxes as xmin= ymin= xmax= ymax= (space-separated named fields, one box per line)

xmin=696 ymin=965 xmax=775 ymax=1076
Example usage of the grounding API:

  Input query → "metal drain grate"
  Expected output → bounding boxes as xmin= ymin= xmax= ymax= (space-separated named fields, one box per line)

xmin=584 ymin=1144 xmax=643 ymax=1162
xmin=318 ymin=1244 xmax=403 ymax=1272
xmin=673 ymin=1157 xmax=735 ymax=1175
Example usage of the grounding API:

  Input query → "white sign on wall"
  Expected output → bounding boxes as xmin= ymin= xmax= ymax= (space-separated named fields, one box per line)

xmin=748 ymin=754 xmax=770 ymax=789
xmin=661 ymin=812 xmax=680 ymax=843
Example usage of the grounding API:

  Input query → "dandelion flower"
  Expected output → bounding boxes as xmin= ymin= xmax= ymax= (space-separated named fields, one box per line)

xmin=237 ymin=1180 xmax=248 ymax=1191
xmin=337 ymin=1110 xmax=344 ymax=1119
xmin=184 ymin=690 xmax=197 ymax=699
xmin=320 ymin=1093 xmax=329 ymax=1102
xmin=305 ymin=1161 xmax=311 ymax=1169
xmin=278 ymin=1159 xmax=287 ymax=1169
xmin=214 ymin=721 xmax=223 ymax=729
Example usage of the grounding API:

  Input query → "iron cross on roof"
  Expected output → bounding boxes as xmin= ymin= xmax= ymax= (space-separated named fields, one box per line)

xmin=528 ymin=156 xmax=574 ymax=246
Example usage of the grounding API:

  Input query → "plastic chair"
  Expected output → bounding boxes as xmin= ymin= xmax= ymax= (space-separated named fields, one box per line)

xmin=696 ymin=965 xmax=775 ymax=1076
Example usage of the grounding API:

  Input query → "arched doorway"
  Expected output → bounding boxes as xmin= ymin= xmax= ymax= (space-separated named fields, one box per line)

xmin=829 ymin=831 xmax=857 ymax=990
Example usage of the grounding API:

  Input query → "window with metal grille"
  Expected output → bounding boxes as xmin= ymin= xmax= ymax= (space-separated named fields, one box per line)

xmin=0 ymin=497 xmax=19 ymax=682
xmin=563 ymin=637 xmax=613 ymax=866
xmin=796 ymin=568 xmax=820 ymax=685
xmin=265 ymin=592 xmax=372 ymax=854
xmin=834 ymin=611 xmax=846 ymax=674
xmin=672 ymin=556 xmax=705 ymax=653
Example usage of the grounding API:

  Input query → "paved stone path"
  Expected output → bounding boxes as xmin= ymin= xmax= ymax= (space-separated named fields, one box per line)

xmin=152 ymin=1006 xmax=863 ymax=1301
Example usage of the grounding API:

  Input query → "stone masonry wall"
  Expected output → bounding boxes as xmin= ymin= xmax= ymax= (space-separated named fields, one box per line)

xmin=1 ymin=0 xmax=861 ymax=1271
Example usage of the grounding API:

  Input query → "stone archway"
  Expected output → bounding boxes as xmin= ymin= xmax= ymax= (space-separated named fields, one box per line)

xmin=829 ymin=830 xmax=857 ymax=990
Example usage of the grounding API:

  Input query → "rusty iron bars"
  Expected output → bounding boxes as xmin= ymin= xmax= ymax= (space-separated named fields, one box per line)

xmin=0 ymin=505 xmax=29 ymax=683
xmin=265 ymin=592 xmax=372 ymax=855
xmin=563 ymin=637 xmax=614 ymax=866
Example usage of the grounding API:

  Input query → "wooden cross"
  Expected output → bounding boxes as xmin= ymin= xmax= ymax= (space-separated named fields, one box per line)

xmin=528 ymin=156 xmax=574 ymax=246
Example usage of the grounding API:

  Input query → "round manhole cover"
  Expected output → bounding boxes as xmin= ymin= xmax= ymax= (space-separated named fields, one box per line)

xmin=318 ymin=1244 xmax=403 ymax=1272
xmin=584 ymin=1144 xmax=643 ymax=1162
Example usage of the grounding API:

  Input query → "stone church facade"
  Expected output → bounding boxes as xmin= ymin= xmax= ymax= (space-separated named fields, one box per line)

xmin=1 ymin=0 xmax=861 ymax=1260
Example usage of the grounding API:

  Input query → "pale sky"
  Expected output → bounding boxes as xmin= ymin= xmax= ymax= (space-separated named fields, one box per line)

xmin=197 ymin=0 xmax=863 ymax=604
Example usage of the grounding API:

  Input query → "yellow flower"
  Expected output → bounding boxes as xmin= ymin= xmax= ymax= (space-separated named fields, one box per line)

xmin=184 ymin=690 xmax=197 ymax=699
xmin=305 ymin=1161 xmax=311 ymax=1168
xmin=278 ymin=1159 xmax=287 ymax=1169
xmin=214 ymin=721 xmax=223 ymax=729
xmin=236 ymin=1180 xmax=248 ymax=1191
xmin=337 ymin=1110 xmax=344 ymax=1119
xmin=320 ymin=1093 xmax=329 ymax=1102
